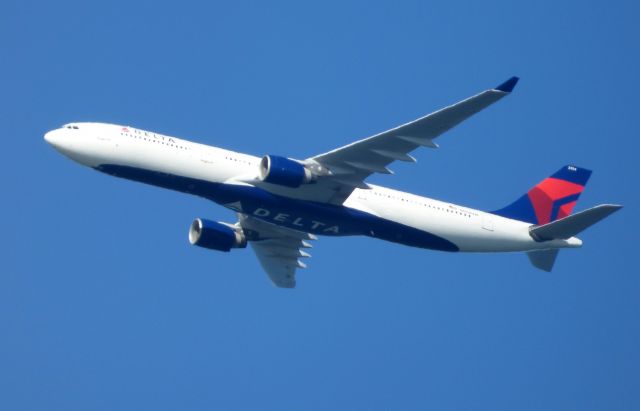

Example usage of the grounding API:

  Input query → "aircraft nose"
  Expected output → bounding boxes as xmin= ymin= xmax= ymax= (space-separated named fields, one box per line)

xmin=44 ymin=128 xmax=74 ymax=154
xmin=44 ymin=130 xmax=58 ymax=145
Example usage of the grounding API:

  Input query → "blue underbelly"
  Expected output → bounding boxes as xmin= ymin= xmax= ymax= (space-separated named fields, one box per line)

xmin=96 ymin=164 xmax=459 ymax=252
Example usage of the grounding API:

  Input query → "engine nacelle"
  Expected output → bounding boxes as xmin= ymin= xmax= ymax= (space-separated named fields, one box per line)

xmin=258 ymin=155 xmax=315 ymax=188
xmin=188 ymin=219 xmax=247 ymax=252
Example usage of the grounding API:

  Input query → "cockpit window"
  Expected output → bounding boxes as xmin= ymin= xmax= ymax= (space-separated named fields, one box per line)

xmin=63 ymin=124 xmax=79 ymax=130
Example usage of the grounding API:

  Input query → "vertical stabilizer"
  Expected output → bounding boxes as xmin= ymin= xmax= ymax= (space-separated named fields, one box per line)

xmin=492 ymin=165 xmax=591 ymax=224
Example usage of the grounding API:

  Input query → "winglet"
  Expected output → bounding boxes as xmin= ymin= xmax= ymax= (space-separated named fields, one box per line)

xmin=495 ymin=76 xmax=519 ymax=93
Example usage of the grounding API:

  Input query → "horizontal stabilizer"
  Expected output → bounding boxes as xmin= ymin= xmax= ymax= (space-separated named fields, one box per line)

xmin=527 ymin=249 xmax=559 ymax=272
xmin=530 ymin=204 xmax=622 ymax=241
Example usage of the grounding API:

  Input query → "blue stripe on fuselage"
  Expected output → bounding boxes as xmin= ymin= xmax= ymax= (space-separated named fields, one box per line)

xmin=95 ymin=164 xmax=459 ymax=252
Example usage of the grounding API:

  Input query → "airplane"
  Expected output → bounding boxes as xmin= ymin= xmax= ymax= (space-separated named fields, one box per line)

xmin=44 ymin=76 xmax=622 ymax=288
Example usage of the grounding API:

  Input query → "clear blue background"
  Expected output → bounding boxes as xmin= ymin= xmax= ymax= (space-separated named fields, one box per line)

xmin=2 ymin=1 xmax=638 ymax=410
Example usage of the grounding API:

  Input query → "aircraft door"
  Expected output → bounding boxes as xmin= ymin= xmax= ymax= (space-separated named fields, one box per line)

xmin=482 ymin=215 xmax=494 ymax=231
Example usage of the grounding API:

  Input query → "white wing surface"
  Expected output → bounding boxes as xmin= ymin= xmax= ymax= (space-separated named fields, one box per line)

xmin=238 ymin=214 xmax=316 ymax=288
xmin=308 ymin=77 xmax=519 ymax=202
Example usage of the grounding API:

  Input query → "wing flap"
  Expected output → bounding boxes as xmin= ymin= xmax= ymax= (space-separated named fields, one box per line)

xmin=249 ymin=246 xmax=298 ymax=288
xmin=239 ymin=214 xmax=316 ymax=288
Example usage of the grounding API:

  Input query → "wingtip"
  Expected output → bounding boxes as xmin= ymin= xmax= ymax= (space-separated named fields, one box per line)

xmin=595 ymin=203 xmax=623 ymax=210
xmin=495 ymin=76 xmax=519 ymax=93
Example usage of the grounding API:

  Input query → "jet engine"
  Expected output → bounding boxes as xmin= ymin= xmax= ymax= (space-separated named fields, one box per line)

xmin=188 ymin=218 xmax=247 ymax=252
xmin=258 ymin=155 xmax=316 ymax=188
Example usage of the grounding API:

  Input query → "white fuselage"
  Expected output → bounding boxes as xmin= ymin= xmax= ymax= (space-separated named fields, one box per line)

xmin=44 ymin=123 xmax=581 ymax=253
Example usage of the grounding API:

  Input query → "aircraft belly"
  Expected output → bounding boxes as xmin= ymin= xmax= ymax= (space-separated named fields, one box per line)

xmin=231 ymin=189 xmax=459 ymax=251
xmin=95 ymin=163 xmax=532 ymax=253
xmin=93 ymin=164 xmax=460 ymax=251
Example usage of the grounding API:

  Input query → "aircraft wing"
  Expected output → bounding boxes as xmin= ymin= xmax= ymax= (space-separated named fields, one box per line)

xmin=309 ymin=77 xmax=519 ymax=203
xmin=238 ymin=214 xmax=316 ymax=288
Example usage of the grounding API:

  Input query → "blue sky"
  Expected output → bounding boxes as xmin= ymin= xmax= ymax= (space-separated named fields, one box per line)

xmin=2 ymin=1 xmax=639 ymax=409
